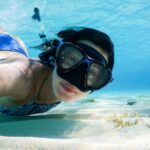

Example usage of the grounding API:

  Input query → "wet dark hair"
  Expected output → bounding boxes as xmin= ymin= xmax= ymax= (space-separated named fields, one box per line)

xmin=39 ymin=27 xmax=114 ymax=70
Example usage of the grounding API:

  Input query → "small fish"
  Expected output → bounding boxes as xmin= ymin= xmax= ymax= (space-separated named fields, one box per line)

xmin=127 ymin=101 xmax=136 ymax=105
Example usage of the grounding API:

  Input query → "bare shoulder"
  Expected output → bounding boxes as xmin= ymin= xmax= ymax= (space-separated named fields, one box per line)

xmin=0 ymin=58 xmax=39 ymax=97
xmin=0 ymin=56 xmax=52 ymax=106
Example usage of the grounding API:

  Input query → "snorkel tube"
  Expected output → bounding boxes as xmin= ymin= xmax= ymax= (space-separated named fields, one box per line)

xmin=32 ymin=7 xmax=47 ymax=42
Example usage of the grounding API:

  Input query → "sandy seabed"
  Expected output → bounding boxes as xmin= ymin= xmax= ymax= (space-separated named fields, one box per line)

xmin=0 ymin=93 xmax=150 ymax=150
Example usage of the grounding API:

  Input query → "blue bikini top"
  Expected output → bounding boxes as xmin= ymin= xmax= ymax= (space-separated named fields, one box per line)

xmin=0 ymin=34 xmax=28 ymax=57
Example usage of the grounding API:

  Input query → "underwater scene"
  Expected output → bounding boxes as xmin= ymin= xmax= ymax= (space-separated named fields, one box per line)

xmin=0 ymin=0 xmax=150 ymax=149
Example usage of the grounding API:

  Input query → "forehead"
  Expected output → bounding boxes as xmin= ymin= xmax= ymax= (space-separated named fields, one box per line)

xmin=78 ymin=40 xmax=108 ymax=63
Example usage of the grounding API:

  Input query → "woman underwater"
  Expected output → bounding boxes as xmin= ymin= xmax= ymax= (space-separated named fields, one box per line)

xmin=0 ymin=27 xmax=114 ymax=116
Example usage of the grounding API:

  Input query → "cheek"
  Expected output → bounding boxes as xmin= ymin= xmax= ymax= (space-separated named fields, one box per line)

xmin=51 ymin=67 xmax=69 ymax=100
xmin=51 ymin=68 xmax=60 ymax=96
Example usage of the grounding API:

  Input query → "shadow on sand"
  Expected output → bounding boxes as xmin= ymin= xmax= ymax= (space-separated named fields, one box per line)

xmin=0 ymin=113 xmax=82 ymax=138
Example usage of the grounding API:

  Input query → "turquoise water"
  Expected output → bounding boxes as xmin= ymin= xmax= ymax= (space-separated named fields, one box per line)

xmin=0 ymin=0 xmax=149 ymax=96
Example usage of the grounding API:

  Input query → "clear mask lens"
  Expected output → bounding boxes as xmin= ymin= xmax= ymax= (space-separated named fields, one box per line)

xmin=58 ymin=45 xmax=83 ymax=69
xmin=87 ymin=63 xmax=110 ymax=88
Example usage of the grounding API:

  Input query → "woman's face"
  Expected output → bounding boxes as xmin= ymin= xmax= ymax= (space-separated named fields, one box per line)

xmin=51 ymin=40 xmax=108 ymax=102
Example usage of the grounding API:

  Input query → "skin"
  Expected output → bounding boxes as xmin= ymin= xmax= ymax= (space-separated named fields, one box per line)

xmin=0 ymin=30 xmax=108 ymax=107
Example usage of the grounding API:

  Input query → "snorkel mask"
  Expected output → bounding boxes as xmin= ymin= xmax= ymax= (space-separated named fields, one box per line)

xmin=55 ymin=41 xmax=113 ymax=92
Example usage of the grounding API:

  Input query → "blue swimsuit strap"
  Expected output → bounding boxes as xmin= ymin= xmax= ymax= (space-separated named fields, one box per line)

xmin=0 ymin=34 xmax=28 ymax=57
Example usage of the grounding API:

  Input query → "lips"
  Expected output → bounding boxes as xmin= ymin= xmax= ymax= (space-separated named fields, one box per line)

xmin=60 ymin=82 xmax=76 ymax=93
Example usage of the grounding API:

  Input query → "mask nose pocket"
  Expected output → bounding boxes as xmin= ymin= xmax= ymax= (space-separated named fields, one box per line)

xmin=57 ymin=62 xmax=88 ymax=91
